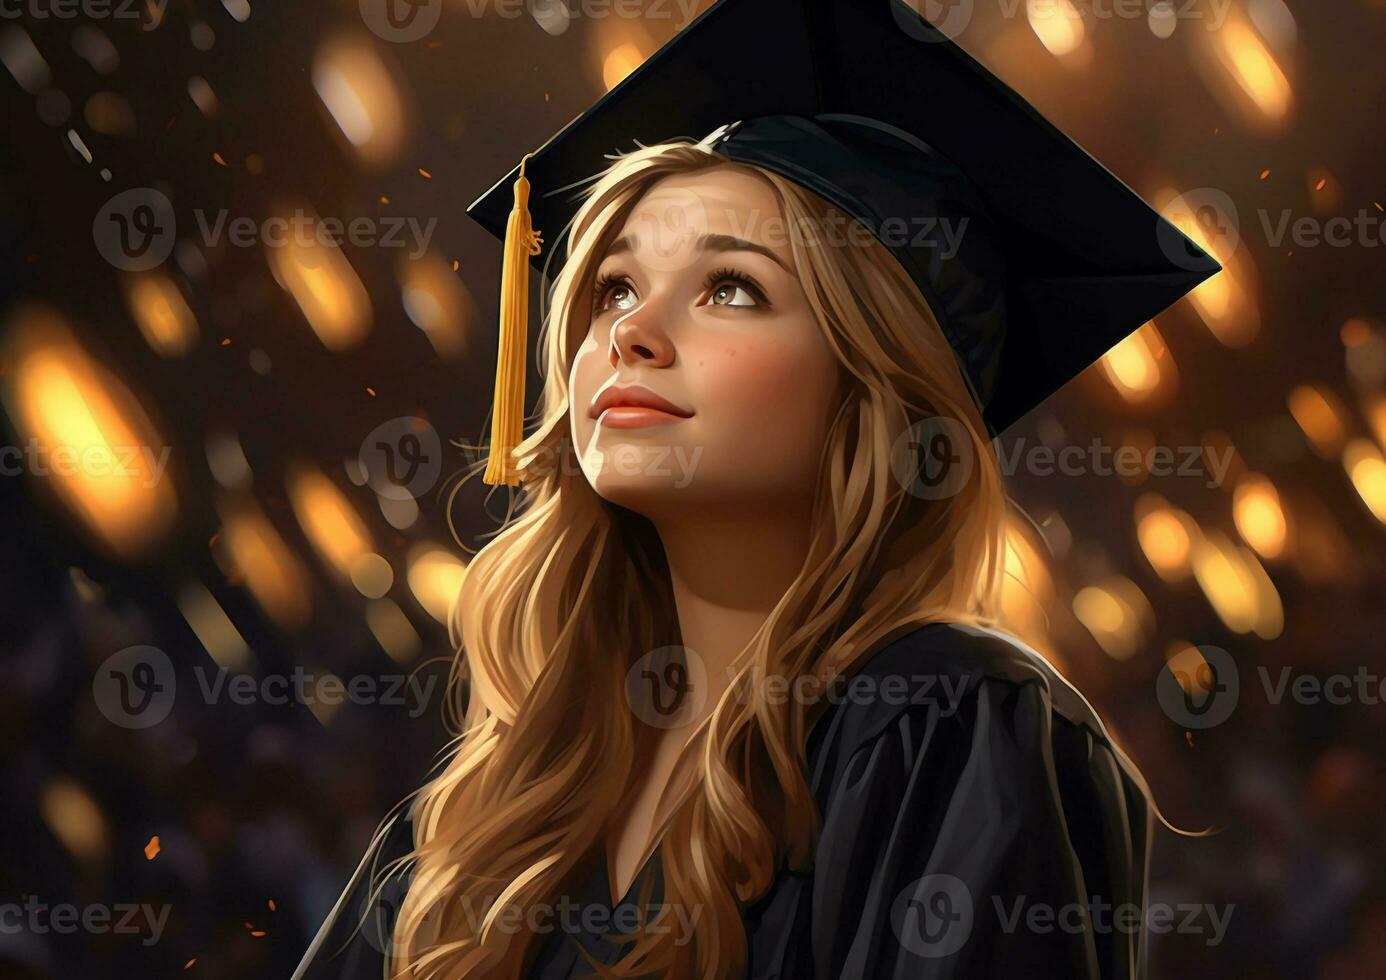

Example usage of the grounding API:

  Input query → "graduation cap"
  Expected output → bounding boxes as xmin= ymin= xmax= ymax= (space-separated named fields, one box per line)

xmin=467 ymin=0 xmax=1220 ymax=485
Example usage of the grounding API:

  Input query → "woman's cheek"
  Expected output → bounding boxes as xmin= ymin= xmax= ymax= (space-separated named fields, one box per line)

xmin=700 ymin=335 xmax=832 ymax=430
xmin=568 ymin=341 xmax=605 ymax=447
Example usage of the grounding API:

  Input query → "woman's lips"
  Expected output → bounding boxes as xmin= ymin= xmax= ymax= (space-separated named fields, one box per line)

xmin=597 ymin=405 xmax=691 ymax=428
xmin=589 ymin=384 xmax=693 ymax=428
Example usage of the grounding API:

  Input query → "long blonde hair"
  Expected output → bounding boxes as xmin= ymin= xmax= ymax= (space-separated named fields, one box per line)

xmin=390 ymin=138 xmax=1010 ymax=978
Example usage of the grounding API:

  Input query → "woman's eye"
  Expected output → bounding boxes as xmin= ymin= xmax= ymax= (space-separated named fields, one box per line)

xmin=707 ymin=283 xmax=758 ymax=307
xmin=594 ymin=277 xmax=638 ymax=313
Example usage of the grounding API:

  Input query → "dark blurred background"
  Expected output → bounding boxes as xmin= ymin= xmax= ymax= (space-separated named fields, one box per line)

xmin=2 ymin=0 xmax=1385 ymax=976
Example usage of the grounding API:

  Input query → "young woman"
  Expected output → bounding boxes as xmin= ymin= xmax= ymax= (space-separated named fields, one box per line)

xmin=294 ymin=2 xmax=1216 ymax=978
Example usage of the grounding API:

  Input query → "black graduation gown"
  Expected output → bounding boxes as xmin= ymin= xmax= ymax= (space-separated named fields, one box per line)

xmin=292 ymin=622 xmax=1152 ymax=979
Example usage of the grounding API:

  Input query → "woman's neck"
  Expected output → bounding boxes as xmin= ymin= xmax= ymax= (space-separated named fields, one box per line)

xmin=650 ymin=500 xmax=815 ymax=719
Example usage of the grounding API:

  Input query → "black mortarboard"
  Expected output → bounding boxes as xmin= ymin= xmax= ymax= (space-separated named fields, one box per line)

xmin=467 ymin=0 xmax=1219 ymax=484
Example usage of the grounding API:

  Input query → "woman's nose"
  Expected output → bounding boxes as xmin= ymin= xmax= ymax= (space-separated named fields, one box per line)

xmin=608 ymin=309 xmax=675 ymax=370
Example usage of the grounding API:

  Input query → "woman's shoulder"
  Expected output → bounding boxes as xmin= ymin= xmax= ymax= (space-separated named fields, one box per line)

xmin=806 ymin=620 xmax=1112 ymax=774
xmin=799 ymin=621 xmax=1152 ymax=978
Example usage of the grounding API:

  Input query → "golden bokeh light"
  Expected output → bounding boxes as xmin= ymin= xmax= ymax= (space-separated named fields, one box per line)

xmin=1027 ymin=0 xmax=1090 ymax=64
xmin=1072 ymin=575 xmax=1154 ymax=661
xmin=1099 ymin=322 xmax=1178 ymax=407
xmin=121 ymin=271 xmax=198 ymax=357
xmin=1134 ymin=493 xmax=1199 ymax=582
xmin=1191 ymin=530 xmax=1283 ymax=638
xmin=396 ymin=251 xmax=474 ymax=358
xmin=1202 ymin=14 xmax=1294 ymax=126
xmin=366 ymin=597 xmax=422 ymax=664
xmin=41 ymin=776 xmax=109 ymax=866
xmin=264 ymin=203 xmax=373 ymax=351
xmin=312 ymin=31 xmax=410 ymax=170
xmin=287 ymin=464 xmax=374 ymax=582
xmin=602 ymin=42 xmax=643 ymax=91
xmin=407 ymin=543 xmax=468 ymax=625
xmin=1342 ymin=438 xmax=1386 ymax=523
xmin=178 ymin=581 xmax=252 ymax=670
xmin=216 ymin=499 xmax=312 ymax=630
xmin=1288 ymin=384 xmax=1348 ymax=456
xmin=1233 ymin=472 xmax=1288 ymax=559
xmin=1 ymin=304 xmax=177 ymax=558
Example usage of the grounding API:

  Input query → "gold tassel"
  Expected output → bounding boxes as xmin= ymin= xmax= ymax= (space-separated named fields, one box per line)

xmin=483 ymin=152 xmax=543 ymax=486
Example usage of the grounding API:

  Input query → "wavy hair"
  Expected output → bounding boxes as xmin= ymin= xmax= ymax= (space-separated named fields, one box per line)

xmin=389 ymin=137 xmax=1010 ymax=978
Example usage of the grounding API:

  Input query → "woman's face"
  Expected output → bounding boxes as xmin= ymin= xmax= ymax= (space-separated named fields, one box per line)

xmin=568 ymin=168 xmax=843 ymax=518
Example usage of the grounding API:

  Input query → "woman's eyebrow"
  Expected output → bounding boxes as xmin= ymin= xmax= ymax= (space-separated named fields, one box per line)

xmin=598 ymin=232 xmax=790 ymax=272
xmin=697 ymin=233 xmax=791 ymax=272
